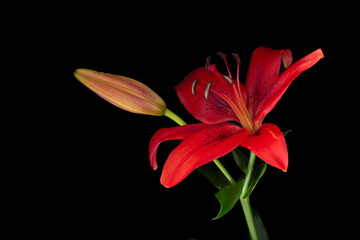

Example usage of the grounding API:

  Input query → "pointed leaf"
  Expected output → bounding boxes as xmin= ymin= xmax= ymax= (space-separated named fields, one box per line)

xmin=213 ymin=179 xmax=244 ymax=220
xmin=232 ymin=147 xmax=248 ymax=174
xmin=283 ymin=129 xmax=292 ymax=136
xmin=253 ymin=208 xmax=269 ymax=240
xmin=197 ymin=163 xmax=231 ymax=189
xmin=243 ymin=161 xmax=267 ymax=199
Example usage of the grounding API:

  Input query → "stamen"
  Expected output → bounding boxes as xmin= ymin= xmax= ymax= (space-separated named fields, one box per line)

xmin=216 ymin=52 xmax=227 ymax=61
xmin=205 ymin=55 xmax=212 ymax=73
xmin=231 ymin=53 xmax=241 ymax=66
xmin=232 ymin=53 xmax=241 ymax=94
xmin=216 ymin=52 xmax=232 ymax=78
xmin=191 ymin=78 xmax=199 ymax=96
xmin=204 ymin=81 xmax=213 ymax=100
xmin=222 ymin=75 xmax=233 ymax=85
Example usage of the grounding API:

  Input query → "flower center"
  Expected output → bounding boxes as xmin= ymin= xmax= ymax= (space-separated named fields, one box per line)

xmin=219 ymin=75 xmax=255 ymax=133
xmin=204 ymin=53 xmax=255 ymax=133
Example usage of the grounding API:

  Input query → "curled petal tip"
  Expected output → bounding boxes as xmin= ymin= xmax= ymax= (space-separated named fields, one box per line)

xmin=281 ymin=49 xmax=293 ymax=68
xmin=315 ymin=48 xmax=325 ymax=58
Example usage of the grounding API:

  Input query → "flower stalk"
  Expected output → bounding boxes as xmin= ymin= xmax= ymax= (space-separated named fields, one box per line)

xmin=164 ymin=109 xmax=187 ymax=126
xmin=213 ymin=159 xmax=236 ymax=185
xmin=240 ymin=152 xmax=259 ymax=240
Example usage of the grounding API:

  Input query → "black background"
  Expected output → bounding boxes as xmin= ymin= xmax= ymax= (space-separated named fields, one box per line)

xmin=8 ymin=3 xmax=352 ymax=239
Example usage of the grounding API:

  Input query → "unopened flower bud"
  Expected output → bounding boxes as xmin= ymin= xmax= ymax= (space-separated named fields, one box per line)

xmin=74 ymin=69 xmax=166 ymax=116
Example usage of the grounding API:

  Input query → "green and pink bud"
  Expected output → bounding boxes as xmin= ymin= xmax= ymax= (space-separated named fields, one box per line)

xmin=74 ymin=69 xmax=166 ymax=116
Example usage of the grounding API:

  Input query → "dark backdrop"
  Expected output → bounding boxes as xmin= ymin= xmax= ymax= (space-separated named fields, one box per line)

xmin=12 ymin=3 xmax=350 ymax=240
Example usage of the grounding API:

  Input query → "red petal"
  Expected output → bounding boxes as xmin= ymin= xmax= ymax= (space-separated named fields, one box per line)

xmin=157 ymin=123 xmax=249 ymax=188
xmin=149 ymin=123 xmax=211 ymax=170
xmin=245 ymin=47 xmax=293 ymax=121
xmin=252 ymin=49 xmax=324 ymax=128
xmin=241 ymin=123 xmax=288 ymax=171
xmin=175 ymin=67 xmax=239 ymax=124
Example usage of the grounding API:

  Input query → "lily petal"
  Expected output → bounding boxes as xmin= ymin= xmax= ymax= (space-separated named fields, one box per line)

xmin=241 ymin=123 xmax=288 ymax=171
xmin=175 ymin=67 xmax=240 ymax=124
xmin=150 ymin=123 xmax=249 ymax=188
xmin=149 ymin=123 xmax=211 ymax=170
xmin=247 ymin=49 xmax=324 ymax=127
xmin=253 ymin=49 xmax=324 ymax=127
xmin=245 ymin=47 xmax=293 ymax=121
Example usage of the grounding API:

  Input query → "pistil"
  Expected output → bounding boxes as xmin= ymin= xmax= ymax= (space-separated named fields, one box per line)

xmin=213 ymin=54 xmax=255 ymax=133
xmin=231 ymin=82 xmax=255 ymax=133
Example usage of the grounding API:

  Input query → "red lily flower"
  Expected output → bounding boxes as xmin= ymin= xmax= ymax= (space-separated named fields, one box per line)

xmin=150 ymin=47 xmax=324 ymax=188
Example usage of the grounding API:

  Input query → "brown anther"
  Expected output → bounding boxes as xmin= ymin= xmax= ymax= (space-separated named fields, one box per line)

xmin=204 ymin=81 xmax=213 ymax=100
xmin=222 ymin=75 xmax=233 ymax=85
xmin=205 ymin=55 xmax=212 ymax=73
xmin=191 ymin=78 xmax=199 ymax=96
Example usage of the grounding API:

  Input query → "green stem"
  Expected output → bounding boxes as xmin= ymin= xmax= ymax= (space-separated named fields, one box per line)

xmin=239 ymin=152 xmax=259 ymax=240
xmin=213 ymin=159 xmax=236 ymax=185
xmin=164 ymin=108 xmax=187 ymax=126
xmin=241 ymin=151 xmax=256 ymax=197
xmin=240 ymin=198 xmax=258 ymax=240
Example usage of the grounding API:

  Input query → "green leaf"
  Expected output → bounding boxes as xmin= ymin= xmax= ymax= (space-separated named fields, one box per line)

xmin=213 ymin=179 xmax=244 ymax=220
xmin=197 ymin=163 xmax=231 ymax=189
xmin=243 ymin=162 xmax=267 ymax=199
xmin=283 ymin=129 xmax=292 ymax=136
xmin=232 ymin=147 xmax=248 ymax=174
xmin=253 ymin=208 xmax=269 ymax=240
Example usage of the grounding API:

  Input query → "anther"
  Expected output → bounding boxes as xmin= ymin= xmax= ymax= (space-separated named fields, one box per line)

xmin=204 ymin=81 xmax=213 ymax=100
xmin=232 ymin=53 xmax=241 ymax=84
xmin=222 ymin=75 xmax=233 ymax=85
xmin=217 ymin=52 xmax=232 ymax=78
xmin=231 ymin=53 xmax=241 ymax=66
xmin=205 ymin=55 xmax=212 ymax=73
xmin=191 ymin=78 xmax=199 ymax=96
xmin=216 ymin=52 xmax=227 ymax=62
